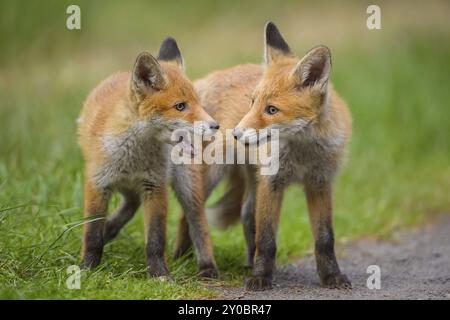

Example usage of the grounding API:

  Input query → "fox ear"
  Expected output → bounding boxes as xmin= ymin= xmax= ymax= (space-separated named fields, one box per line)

xmin=264 ymin=21 xmax=292 ymax=65
xmin=131 ymin=52 xmax=166 ymax=100
xmin=291 ymin=45 xmax=331 ymax=92
xmin=157 ymin=37 xmax=184 ymax=69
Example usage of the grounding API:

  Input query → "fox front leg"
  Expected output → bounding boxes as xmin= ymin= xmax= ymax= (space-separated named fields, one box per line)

xmin=173 ymin=163 xmax=223 ymax=260
xmin=172 ymin=164 xmax=218 ymax=279
xmin=245 ymin=179 xmax=284 ymax=291
xmin=305 ymin=183 xmax=351 ymax=289
xmin=80 ymin=180 xmax=110 ymax=269
xmin=143 ymin=187 xmax=170 ymax=278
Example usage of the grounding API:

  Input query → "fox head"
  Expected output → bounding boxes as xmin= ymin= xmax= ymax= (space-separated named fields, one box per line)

xmin=233 ymin=22 xmax=331 ymax=145
xmin=130 ymin=37 xmax=218 ymax=144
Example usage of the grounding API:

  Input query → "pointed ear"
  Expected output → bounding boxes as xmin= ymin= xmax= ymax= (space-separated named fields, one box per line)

xmin=157 ymin=37 xmax=184 ymax=69
xmin=264 ymin=21 xmax=292 ymax=65
xmin=131 ymin=52 xmax=166 ymax=101
xmin=291 ymin=45 xmax=331 ymax=92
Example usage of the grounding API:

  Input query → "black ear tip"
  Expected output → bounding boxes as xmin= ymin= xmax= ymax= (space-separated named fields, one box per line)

xmin=265 ymin=21 xmax=279 ymax=39
xmin=264 ymin=21 xmax=290 ymax=53
xmin=265 ymin=21 xmax=274 ymax=29
xmin=158 ymin=37 xmax=182 ymax=62
xmin=265 ymin=21 xmax=276 ymax=33
xmin=161 ymin=36 xmax=178 ymax=48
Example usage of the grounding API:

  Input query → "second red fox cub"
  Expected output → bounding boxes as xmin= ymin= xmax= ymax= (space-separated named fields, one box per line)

xmin=175 ymin=22 xmax=352 ymax=291
xmin=78 ymin=38 xmax=219 ymax=278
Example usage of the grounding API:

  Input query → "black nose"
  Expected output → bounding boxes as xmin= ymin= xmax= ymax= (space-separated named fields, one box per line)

xmin=210 ymin=123 xmax=220 ymax=130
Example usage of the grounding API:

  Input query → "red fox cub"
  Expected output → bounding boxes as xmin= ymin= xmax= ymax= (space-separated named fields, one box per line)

xmin=174 ymin=22 xmax=352 ymax=290
xmin=77 ymin=38 xmax=219 ymax=278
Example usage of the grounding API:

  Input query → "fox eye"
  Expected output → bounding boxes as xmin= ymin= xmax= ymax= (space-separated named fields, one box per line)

xmin=265 ymin=105 xmax=279 ymax=115
xmin=174 ymin=102 xmax=187 ymax=111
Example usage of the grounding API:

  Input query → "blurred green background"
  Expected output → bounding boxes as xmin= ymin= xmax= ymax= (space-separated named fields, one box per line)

xmin=0 ymin=0 xmax=449 ymax=299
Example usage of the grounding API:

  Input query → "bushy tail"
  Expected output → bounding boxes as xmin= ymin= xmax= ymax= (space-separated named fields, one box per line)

xmin=206 ymin=171 xmax=245 ymax=229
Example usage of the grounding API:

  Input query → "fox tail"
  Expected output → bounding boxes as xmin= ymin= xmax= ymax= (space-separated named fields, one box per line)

xmin=205 ymin=170 xmax=245 ymax=229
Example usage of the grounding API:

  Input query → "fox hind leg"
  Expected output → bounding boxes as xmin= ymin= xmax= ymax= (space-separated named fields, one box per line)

xmin=173 ymin=214 xmax=192 ymax=259
xmin=241 ymin=166 xmax=257 ymax=268
xmin=103 ymin=189 xmax=140 ymax=243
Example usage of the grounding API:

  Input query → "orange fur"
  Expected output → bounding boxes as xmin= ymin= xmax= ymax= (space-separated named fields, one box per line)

xmin=78 ymin=42 xmax=218 ymax=277
xmin=78 ymin=63 xmax=214 ymax=166
xmin=176 ymin=23 xmax=353 ymax=291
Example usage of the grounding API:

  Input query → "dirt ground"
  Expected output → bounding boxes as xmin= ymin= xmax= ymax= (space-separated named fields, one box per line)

xmin=217 ymin=216 xmax=450 ymax=300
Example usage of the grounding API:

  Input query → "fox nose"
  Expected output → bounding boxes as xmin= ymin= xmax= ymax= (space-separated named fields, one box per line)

xmin=209 ymin=122 xmax=220 ymax=130
xmin=232 ymin=128 xmax=243 ymax=140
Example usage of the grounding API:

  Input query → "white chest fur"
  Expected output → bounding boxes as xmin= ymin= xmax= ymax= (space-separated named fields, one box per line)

xmin=94 ymin=124 xmax=170 ymax=191
xmin=270 ymin=136 xmax=341 ymax=187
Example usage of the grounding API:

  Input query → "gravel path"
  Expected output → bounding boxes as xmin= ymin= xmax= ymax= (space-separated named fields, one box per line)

xmin=217 ymin=216 xmax=450 ymax=300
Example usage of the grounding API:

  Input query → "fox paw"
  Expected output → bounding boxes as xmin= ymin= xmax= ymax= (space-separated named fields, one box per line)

xmin=147 ymin=263 xmax=170 ymax=278
xmin=244 ymin=276 xmax=272 ymax=291
xmin=153 ymin=275 xmax=173 ymax=282
xmin=321 ymin=273 xmax=352 ymax=289
xmin=80 ymin=253 xmax=101 ymax=270
xmin=198 ymin=267 xmax=219 ymax=279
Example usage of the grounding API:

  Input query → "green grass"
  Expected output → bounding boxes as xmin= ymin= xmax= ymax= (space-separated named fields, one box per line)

xmin=0 ymin=1 xmax=449 ymax=299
